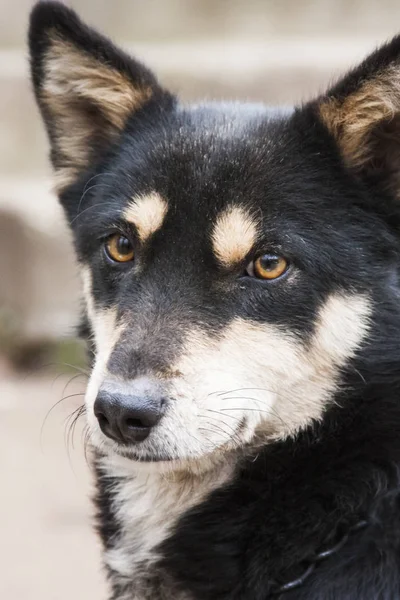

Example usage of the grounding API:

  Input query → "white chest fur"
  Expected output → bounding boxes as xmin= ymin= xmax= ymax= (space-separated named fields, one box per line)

xmin=100 ymin=455 xmax=234 ymax=596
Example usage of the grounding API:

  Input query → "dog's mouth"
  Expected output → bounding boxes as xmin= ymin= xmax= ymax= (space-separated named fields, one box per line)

xmin=113 ymin=444 xmax=176 ymax=463
xmin=92 ymin=428 xmax=179 ymax=462
xmin=90 ymin=413 xmax=250 ymax=466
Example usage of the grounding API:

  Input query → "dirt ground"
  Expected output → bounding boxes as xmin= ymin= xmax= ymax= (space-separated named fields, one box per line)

xmin=0 ymin=360 xmax=106 ymax=599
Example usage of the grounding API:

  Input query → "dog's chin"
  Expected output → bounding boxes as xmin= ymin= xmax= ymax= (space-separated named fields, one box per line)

xmin=90 ymin=428 xmax=238 ymax=474
xmin=114 ymin=445 xmax=176 ymax=463
xmin=96 ymin=436 xmax=180 ymax=463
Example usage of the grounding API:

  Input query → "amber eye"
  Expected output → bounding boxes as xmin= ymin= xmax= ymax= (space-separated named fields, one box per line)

xmin=251 ymin=254 xmax=288 ymax=280
xmin=105 ymin=234 xmax=134 ymax=263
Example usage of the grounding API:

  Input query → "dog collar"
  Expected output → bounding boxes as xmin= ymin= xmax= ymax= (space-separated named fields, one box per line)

xmin=268 ymin=519 xmax=368 ymax=598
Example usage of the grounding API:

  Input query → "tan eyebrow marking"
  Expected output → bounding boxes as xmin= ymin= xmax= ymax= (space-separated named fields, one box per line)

xmin=123 ymin=193 xmax=168 ymax=242
xmin=211 ymin=206 xmax=259 ymax=267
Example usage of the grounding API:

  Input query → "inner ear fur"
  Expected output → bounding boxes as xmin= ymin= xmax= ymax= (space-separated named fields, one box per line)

xmin=29 ymin=2 xmax=173 ymax=192
xmin=318 ymin=36 xmax=400 ymax=198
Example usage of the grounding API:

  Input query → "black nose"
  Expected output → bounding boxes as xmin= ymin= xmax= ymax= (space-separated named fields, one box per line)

xmin=94 ymin=384 xmax=165 ymax=444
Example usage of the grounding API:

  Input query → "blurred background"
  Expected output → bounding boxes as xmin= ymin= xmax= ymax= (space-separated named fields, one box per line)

xmin=2 ymin=1 xmax=400 ymax=598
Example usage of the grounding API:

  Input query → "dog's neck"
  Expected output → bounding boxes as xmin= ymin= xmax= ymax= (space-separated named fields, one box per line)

xmin=95 ymin=452 xmax=235 ymax=598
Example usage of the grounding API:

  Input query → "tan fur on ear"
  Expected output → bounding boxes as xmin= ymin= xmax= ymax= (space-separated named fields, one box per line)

xmin=42 ymin=35 xmax=152 ymax=191
xmin=319 ymin=67 xmax=400 ymax=169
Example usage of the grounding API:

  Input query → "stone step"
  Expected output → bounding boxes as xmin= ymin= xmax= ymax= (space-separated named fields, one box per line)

xmin=0 ymin=179 xmax=80 ymax=343
xmin=2 ymin=0 xmax=400 ymax=47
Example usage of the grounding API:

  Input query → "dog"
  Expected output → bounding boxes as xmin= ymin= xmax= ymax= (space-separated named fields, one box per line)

xmin=29 ymin=2 xmax=400 ymax=598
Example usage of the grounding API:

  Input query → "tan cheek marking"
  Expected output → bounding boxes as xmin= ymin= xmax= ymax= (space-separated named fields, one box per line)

xmin=172 ymin=320 xmax=306 ymax=446
xmin=319 ymin=67 xmax=400 ymax=169
xmin=310 ymin=293 xmax=371 ymax=366
xmin=171 ymin=293 xmax=371 ymax=445
xmin=81 ymin=266 xmax=125 ymax=355
xmin=124 ymin=193 xmax=168 ymax=242
xmin=211 ymin=206 xmax=259 ymax=268
xmin=80 ymin=267 xmax=127 ymax=413
xmin=270 ymin=293 xmax=371 ymax=436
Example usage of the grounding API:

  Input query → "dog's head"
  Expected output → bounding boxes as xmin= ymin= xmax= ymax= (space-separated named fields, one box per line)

xmin=30 ymin=3 xmax=400 ymax=468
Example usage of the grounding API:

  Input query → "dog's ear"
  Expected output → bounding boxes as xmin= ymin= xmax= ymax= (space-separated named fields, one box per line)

xmin=317 ymin=35 xmax=400 ymax=201
xmin=29 ymin=2 xmax=173 ymax=192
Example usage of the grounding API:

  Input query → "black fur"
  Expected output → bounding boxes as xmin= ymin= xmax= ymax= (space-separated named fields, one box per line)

xmin=29 ymin=3 xmax=400 ymax=599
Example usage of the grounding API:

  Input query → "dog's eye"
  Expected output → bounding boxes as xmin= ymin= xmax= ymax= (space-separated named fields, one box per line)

xmin=247 ymin=254 xmax=288 ymax=280
xmin=105 ymin=234 xmax=134 ymax=263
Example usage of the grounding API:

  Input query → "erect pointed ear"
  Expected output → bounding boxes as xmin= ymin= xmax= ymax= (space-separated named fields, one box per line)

xmin=29 ymin=2 xmax=174 ymax=192
xmin=317 ymin=35 xmax=400 ymax=200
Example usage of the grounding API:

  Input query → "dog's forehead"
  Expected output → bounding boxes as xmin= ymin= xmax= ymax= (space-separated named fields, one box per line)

xmin=160 ymin=102 xmax=293 ymax=183
xmin=112 ymin=102 xmax=294 ymax=204
xmin=102 ymin=103 xmax=295 ymax=253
